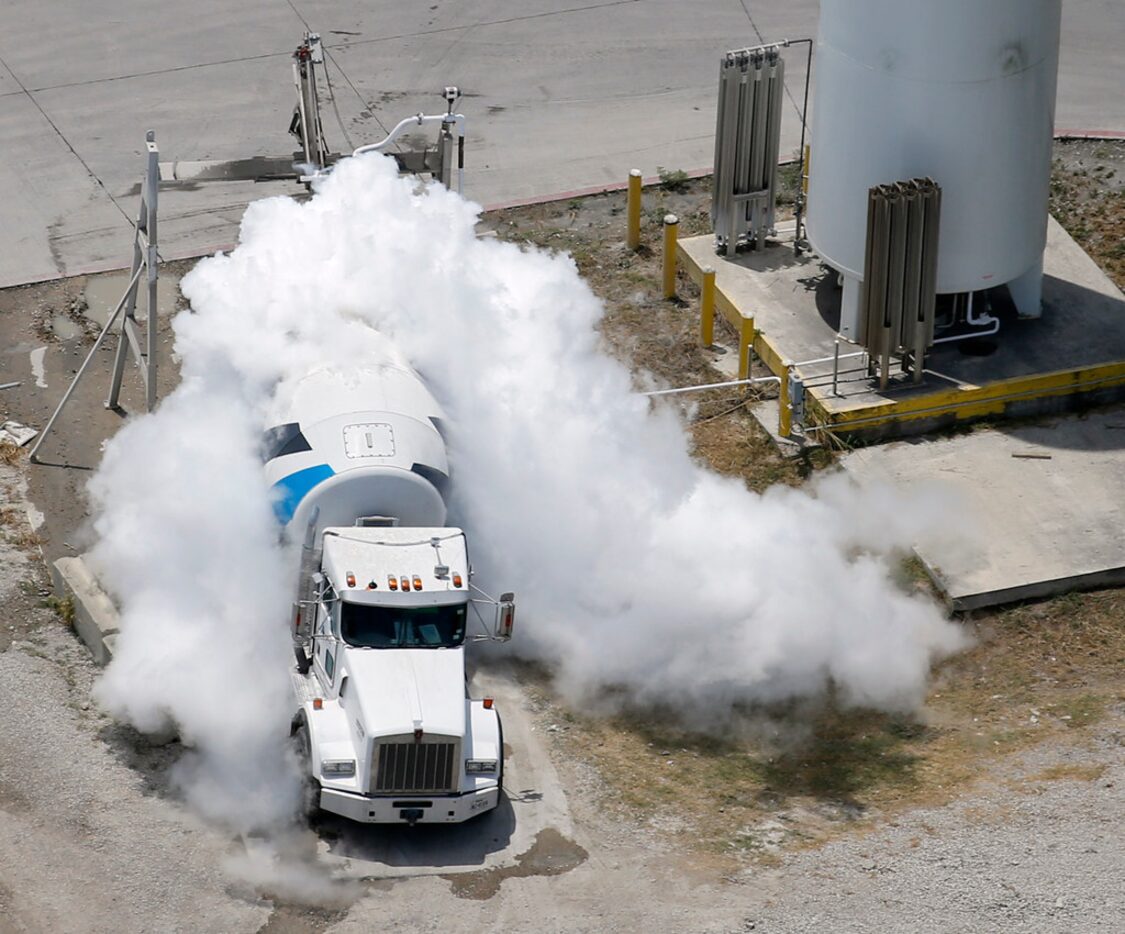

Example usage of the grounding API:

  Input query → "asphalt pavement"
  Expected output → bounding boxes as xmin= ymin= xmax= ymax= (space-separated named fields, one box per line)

xmin=1 ymin=0 xmax=1123 ymax=287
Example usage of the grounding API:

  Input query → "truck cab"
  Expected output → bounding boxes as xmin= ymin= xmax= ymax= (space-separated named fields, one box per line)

xmin=292 ymin=526 xmax=507 ymax=824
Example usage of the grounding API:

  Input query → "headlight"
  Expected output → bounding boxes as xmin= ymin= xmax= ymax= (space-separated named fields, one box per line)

xmin=465 ymin=758 xmax=498 ymax=774
xmin=321 ymin=759 xmax=356 ymax=777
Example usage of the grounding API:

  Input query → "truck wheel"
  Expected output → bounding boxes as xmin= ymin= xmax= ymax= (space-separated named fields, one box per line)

xmin=291 ymin=721 xmax=321 ymax=820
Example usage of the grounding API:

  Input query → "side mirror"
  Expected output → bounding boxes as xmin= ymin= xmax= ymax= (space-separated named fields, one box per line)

xmin=494 ymin=593 xmax=515 ymax=641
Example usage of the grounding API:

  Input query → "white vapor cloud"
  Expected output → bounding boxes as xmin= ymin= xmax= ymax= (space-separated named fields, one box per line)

xmin=88 ymin=153 xmax=966 ymax=833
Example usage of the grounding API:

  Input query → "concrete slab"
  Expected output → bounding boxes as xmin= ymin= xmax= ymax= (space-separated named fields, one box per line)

xmin=0 ymin=1 xmax=1121 ymax=286
xmin=843 ymin=407 xmax=1125 ymax=610
xmin=678 ymin=216 xmax=1125 ymax=440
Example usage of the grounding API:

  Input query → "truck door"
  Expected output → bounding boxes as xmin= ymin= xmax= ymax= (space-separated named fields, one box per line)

xmin=312 ymin=599 xmax=338 ymax=691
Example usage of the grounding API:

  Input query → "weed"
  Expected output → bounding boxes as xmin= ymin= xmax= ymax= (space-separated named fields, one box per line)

xmin=8 ymin=527 xmax=42 ymax=549
xmin=0 ymin=442 xmax=23 ymax=466
xmin=656 ymin=166 xmax=690 ymax=193
xmin=43 ymin=594 xmax=76 ymax=627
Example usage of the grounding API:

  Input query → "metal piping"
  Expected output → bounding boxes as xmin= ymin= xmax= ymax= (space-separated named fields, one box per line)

xmin=642 ymin=376 xmax=780 ymax=398
xmin=353 ymin=113 xmax=465 ymax=158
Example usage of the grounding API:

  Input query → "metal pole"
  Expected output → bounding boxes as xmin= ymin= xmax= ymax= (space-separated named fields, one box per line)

xmin=737 ymin=316 xmax=755 ymax=380
xmin=778 ymin=363 xmax=793 ymax=438
xmin=642 ymin=375 xmax=780 ymax=398
xmin=832 ymin=339 xmax=841 ymax=396
xmin=787 ymin=37 xmax=814 ymax=254
xmin=626 ymin=169 xmax=642 ymax=250
xmin=662 ymin=214 xmax=679 ymax=299
xmin=700 ymin=266 xmax=716 ymax=346
xmin=144 ymin=131 xmax=159 ymax=412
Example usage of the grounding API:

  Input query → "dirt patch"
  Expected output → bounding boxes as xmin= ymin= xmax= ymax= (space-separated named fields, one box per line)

xmin=254 ymin=904 xmax=349 ymax=934
xmin=441 ymin=828 xmax=588 ymax=900
xmin=1050 ymin=138 xmax=1125 ymax=289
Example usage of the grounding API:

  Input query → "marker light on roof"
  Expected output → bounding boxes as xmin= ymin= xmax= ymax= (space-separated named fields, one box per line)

xmin=401 ymin=576 xmax=410 ymax=592
xmin=452 ymin=572 xmax=463 ymax=587
xmin=388 ymin=576 xmax=398 ymax=590
xmin=412 ymin=576 xmax=423 ymax=591
xmin=345 ymin=572 xmax=356 ymax=588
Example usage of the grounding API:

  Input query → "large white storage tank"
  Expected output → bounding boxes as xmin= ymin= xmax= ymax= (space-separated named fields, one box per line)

xmin=805 ymin=0 xmax=1062 ymax=335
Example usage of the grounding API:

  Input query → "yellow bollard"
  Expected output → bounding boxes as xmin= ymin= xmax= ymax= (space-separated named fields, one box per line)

xmin=778 ymin=363 xmax=793 ymax=438
xmin=737 ymin=316 xmax=755 ymax=380
xmin=662 ymin=214 xmax=679 ymax=300
xmin=626 ymin=169 xmax=642 ymax=250
xmin=700 ymin=267 xmax=716 ymax=346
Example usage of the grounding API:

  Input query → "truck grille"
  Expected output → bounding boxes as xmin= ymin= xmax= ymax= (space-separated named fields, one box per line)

xmin=374 ymin=741 xmax=458 ymax=794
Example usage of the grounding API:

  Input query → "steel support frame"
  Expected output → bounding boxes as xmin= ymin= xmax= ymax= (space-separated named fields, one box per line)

xmin=29 ymin=132 xmax=161 ymax=463
xmin=107 ymin=131 xmax=160 ymax=412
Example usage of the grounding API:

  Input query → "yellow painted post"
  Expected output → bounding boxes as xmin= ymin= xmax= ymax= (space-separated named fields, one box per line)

xmin=737 ymin=316 xmax=755 ymax=380
xmin=801 ymin=144 xmax=810 ymax=195
xmin=700 ymin=266 xmax=716 ymax=346
xmin=661 ymin=214 xmax=679 ymax=299
xmin=778 ymin=363 xmax=793 ymax=438
xmin=626 ymin=169 xmax=642 ymax=250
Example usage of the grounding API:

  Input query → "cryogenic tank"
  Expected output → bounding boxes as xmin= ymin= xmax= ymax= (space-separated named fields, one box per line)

xmin=263 ymin=361 xmax=450 ymax=538
xmin=805 ymin=0 xmax=1061 ymax=322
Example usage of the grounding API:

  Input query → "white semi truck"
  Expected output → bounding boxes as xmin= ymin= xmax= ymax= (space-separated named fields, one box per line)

xmin=263 ymin=358 xmax=514 ymax=825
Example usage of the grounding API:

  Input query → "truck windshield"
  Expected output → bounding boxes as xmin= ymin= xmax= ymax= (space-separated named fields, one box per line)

xmin=339 ymin=601 xmax=467 ymax=648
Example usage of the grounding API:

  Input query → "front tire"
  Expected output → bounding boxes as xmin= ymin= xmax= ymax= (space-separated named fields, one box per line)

xmin=291 ymin=718 xmax=321 ymax=820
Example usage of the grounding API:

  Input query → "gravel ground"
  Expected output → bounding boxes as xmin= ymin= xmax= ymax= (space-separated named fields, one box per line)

xmin=0 ymin=460 xmax=274 ymax=934
xmin=746 ymin=735 xmax=1124 ymax=934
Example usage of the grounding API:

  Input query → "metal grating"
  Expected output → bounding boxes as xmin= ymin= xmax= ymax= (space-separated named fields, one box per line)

xmin=374 ymin=741 xmax=458 ymax=794
xmin=712 ymin=45 xmax=785 ymax=255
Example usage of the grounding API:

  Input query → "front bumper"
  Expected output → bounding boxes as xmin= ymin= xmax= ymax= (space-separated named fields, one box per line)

xmin=319 ymin=785 xmax=499 ymax=823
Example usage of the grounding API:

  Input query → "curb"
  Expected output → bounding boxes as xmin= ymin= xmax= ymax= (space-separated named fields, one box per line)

xmin=51 ymin=555 xmax=120 ymax=665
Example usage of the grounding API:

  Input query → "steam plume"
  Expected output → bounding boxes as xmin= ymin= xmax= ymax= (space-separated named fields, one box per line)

xmin=88 ymin=154 xmax=965 ymax=830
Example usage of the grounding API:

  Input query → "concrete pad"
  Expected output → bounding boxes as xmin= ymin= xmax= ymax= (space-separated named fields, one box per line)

xmin=51 ymin=555 xmax=119 ymax=665
xmin=678 ymin=216 xmax=1125 ymax=439
xmin=843 ymin=408 xmax=1125 ymax=610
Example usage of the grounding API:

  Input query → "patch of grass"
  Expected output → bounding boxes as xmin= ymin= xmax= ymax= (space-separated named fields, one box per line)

xmin=43 ymin=594 xmax=75 ymax=628
xmin=745 ymin=711 xmax=924 ymax=803
xmin=775 ymin=160 xmax=802 ymax=206
xmin=1031 ymin=762 xmax=1107 ymax=783
xmin=656 ymin=166 xmax=690 ymax=193
xmin=1048 ymin=694 xmax=1109 ymax=729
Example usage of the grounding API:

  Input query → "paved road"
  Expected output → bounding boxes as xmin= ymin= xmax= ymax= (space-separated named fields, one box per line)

xmin=1 ymin=0 xmax=1123 ymax=287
